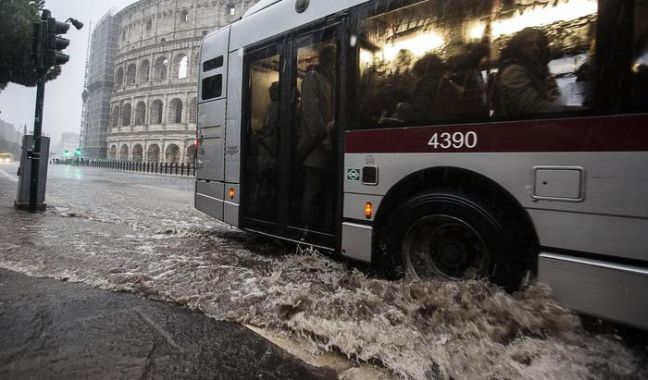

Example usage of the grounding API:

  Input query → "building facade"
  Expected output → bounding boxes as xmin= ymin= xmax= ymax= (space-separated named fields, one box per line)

xmin=81 ymin=0 xmax=257 ymax=162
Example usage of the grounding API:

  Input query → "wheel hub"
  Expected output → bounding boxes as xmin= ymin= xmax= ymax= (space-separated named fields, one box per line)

xmin=403 ymin=215 xmax=489 ymax=280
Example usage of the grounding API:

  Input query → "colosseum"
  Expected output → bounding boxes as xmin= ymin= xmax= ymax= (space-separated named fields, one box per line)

xmin=80 ymin=0 xmax=258 ymax=163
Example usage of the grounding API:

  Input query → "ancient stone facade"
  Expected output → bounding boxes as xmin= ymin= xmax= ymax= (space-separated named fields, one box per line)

xmin=83 ymin=0 xmax=256 ymax=163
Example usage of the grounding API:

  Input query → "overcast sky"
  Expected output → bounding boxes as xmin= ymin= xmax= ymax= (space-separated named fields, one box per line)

xmin=0 ymin=0 xmax=137 ymax=146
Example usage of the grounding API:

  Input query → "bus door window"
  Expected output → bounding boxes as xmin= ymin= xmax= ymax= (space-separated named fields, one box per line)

xmin=293 ymin=32 xmax=338 ymax=234
xmin=245 ymin=51 xmax=281 ymax=221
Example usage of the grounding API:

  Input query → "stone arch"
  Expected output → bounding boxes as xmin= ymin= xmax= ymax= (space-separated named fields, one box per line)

xmin=111 ymin=105 xmax=120 ymax=128
xmin=132 ymin=144 xmax=143 ymax=162
xmin=226 ymin=2 xmax=236 ymax=17
xmin=122 ymin=103 xmax=132 ymax=126
xmin=139 ymin=60 xmax=150 ymax=83
xmin=165 ymin=144 xmax=181 ymax=163
xmin=135 ymin=101 xmax=146 ymax=126
xmin=154 ymin=56 xmax=168 ymax=82
xmin=115 ymin=67 xmax=124 ymax=88
xmin=174 ymin=54 xmax=188 ymax=79
xmin=126 ymin=63 xmax=136 ymax=85
xmin=150 ymin=99 xmax=163 ymax=124
xmin=168 ymin=98 xmax=183 ymax=124
xmin=119 ymin=144 xmax=129 ymax=161
xmin=186 ymin=144 xmax=196 ymax=164
xmin=180 ymin=9 xmax=189 ymax=23
xmin=147 ymin=144 xmax=160 ymax=163
xmin=189 ymin=97 xmax=197 ymax=123
xmin=109 ymin=145 xmax=117 ymax=160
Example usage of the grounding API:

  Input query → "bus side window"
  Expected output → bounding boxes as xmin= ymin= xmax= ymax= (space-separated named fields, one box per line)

xmin=354 ymin=0 xmax=598 ymax=130
xmin=201 ymin=74 xmax=222 ymax=100
xmin=632 ymin=0 xmax=648 ymax=110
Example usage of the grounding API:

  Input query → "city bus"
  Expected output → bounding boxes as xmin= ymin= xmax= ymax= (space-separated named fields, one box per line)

xmin=196 ymin=0 xmax=648 ymax=329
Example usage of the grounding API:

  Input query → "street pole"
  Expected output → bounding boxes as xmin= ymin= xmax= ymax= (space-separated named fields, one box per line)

xmin=29 ymin=11 xmax=49 ymax=213
xmin=29 ymin=72 xmax=46 ymax=212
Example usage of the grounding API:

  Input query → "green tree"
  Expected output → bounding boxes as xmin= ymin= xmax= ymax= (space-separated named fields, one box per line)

xmin=0 ymin=0 xmax=60 ymax=92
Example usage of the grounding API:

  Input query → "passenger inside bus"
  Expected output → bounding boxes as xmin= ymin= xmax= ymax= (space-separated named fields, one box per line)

xmin=355 ymin=0 xmax=598 ymax=129
xmin=297 ymin=45 xmax=336 ymax=231
xmin=255 ymin=81 xmax=280 ymax=200
xmin=446 ymin=41 xmax=490 ymax=119
xmin=492 ymin=27 xmax=567 ymax=117
xmin=408 ymin=53 xmax=458 ymax=123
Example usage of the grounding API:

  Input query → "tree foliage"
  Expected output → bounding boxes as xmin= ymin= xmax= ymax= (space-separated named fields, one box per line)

xmin=0 ymin=0 xmax=59 ymax=91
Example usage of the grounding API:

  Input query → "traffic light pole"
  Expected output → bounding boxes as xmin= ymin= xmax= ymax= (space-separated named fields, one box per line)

xmin=29 ymin=71 xmax=46 ymax=212
xmin=24 ymin=10 xmax=81 ymax=212
xmin=28 ymin=14 xmax=49 ymax=213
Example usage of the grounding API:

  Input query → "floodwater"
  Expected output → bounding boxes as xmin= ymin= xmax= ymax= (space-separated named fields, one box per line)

xmin=0 ymin=163 xmax=646 ymax=379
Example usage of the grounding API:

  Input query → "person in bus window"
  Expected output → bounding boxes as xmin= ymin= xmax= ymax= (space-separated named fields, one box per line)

xmin=409 ymin=54 xmax=459 ymax=123
xmin=446 ymin=41 xmax=490 ymax=120
xmin=297 ymin=45 xmax=336 ymax=230
xmin=255 ymin=81 xmax=280 ymax=199
xmin=493 ymin=27 xmax=566 ymax=117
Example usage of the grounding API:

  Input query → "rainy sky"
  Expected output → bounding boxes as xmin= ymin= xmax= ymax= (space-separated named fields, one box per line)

xmin=0 ymin=0 xmax=137 ymax=146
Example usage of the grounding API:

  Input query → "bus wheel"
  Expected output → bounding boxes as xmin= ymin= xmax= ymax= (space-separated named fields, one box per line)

xmin=381 ymin=191 xmax=522 ymax=290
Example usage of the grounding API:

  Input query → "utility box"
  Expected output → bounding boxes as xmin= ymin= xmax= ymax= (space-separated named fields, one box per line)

xmin=15 ymin=135 xmax=50 ymax=211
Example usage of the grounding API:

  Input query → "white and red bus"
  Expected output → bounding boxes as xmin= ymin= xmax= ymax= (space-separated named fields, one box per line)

xmin=196 ymin=0 xmax=648 ymax=329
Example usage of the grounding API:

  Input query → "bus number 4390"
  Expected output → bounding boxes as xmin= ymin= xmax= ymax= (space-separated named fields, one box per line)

xmin=428 ymin=131 xmax=478 ymax=150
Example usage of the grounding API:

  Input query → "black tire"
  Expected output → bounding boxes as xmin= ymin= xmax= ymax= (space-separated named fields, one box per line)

xmin=377 ymin=190 xmax=525 ymax=291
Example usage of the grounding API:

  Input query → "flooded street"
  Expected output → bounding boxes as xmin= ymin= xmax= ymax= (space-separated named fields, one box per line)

xmin=0 ymin=163 xmax=646 ymax=379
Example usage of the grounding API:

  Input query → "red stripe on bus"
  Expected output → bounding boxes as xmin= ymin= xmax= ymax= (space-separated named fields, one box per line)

xmin=345 ymin=114 xmax=648 ymax=153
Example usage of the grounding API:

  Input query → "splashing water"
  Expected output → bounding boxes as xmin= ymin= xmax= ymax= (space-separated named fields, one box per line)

xmin=0 ymin=169 xmax=645 ymax=379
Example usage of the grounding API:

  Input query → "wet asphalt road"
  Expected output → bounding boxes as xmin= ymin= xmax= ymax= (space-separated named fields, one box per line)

xmin=0 ymin=268 xmax=335 ymax=380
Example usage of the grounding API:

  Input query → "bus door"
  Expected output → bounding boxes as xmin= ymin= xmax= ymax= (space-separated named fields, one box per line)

xmin=241 ymin=25 xmax=342 ymax=248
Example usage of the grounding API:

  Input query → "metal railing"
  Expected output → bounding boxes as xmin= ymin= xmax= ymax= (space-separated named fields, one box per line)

xmin=54 ymin=159 xmax=196 ymax=177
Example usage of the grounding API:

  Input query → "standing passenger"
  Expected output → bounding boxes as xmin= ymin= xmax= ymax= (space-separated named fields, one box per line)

xmin=256 ymin=81 xmax=280 ymax=201
xmin=297 ymin=45 xmax=336 ymax=231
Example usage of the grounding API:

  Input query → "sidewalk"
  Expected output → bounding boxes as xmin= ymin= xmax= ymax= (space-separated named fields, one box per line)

xmin=0 ymin=269 xmax=335 ymax=380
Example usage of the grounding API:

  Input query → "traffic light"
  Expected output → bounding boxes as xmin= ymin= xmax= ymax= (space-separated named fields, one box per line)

xmin=74 ymin=148 xmax=81 ymax=157
xmin=31 ymin=10 xmax=83 ymax=72
xmin=31 ymin=19 xmax=46 ymax=72
xmin=46 ymin=17 xmax=71 ymax=67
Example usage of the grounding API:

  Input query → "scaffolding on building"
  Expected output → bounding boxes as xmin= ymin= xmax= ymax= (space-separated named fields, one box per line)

xmin=79 ymin=13 xmax=117 ymax=159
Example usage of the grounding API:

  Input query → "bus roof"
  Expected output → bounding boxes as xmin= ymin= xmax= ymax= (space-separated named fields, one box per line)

xmin=230 ymin=0 xmax=369 ymax=51
xmin=242 ymin=0 xmax=283 ymax=18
